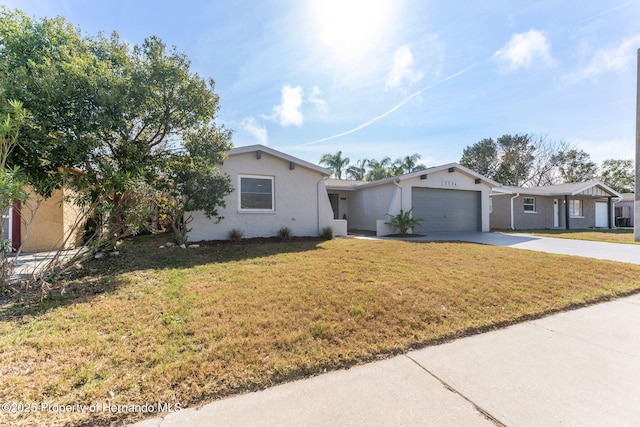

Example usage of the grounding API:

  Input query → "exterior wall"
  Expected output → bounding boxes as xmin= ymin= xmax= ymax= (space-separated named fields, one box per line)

xmin=490 ymin=195 xmax=512 ymax=229
xmin=491 ymin=194 xmax=614 ymax=230
xmin=61 ymin=189 xmax=86 ymax=249
xmin=346 ymin=183 xmax=395 ymax=231
xmin=187 ymin=151 xmax=337 ymax=241
xmin=513 ymin=195 xmax=557 ymax=229
xmin=20 ymin=189 xmax=64 ymax=252
xmin=397 ymin=169 xmax=492 ymax=232
xmin=16 ymin=187 xmax=85 ymax=252
xmin=568 ymin=198 xmax=597 ymax=229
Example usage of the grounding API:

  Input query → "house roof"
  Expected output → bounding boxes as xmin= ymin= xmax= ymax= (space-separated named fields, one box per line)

xmin=228 ymin=144 xmax=330 ymax=176
xmin=325 ymin=163 xmax=499 ymax=190
xmin=325 ymin=179 xmax=367 ymax=189
xmin=496 ymin=181 xmax=622 ymax=199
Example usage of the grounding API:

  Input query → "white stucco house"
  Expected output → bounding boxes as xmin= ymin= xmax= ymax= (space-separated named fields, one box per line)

xmin=325 ymin=163 xmax=498 ymax=235
xmin=187 ymin=145 xmax=347 ymax=242
xmin=187 ymin=145 xmax=498 ymax=241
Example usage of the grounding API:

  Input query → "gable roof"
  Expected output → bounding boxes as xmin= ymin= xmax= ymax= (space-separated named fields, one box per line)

xmin=228 ymin=144 xmax=330 ymax=176
xmin=497 ymin=181 xmax=622 ymax=199
xmin=325 ymin=163 xmax=498 ymax=190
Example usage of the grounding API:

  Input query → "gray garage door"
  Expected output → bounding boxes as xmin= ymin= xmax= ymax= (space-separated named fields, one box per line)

xmin=411 ymin=188 xmax=481 ymax=232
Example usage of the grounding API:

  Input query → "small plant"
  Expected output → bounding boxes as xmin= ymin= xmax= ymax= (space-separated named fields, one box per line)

xmin=385 ymin=209 xmax=423 ymax=235
xmin=320 ymin=226 xmax=334 ymax=240
xmin=228 ymin=228 xmax=243 ymax=242
xmin=277 ymin=226 xmax=292 ymax=241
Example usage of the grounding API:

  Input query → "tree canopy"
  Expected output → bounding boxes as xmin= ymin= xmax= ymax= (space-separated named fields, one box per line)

xmin=0 ymin=7 xmax=232 ymax=243
xmin=459 ymin=133 xmax=632 ymax=191
xmin=321 ymin=152 xmax=426 ymax=181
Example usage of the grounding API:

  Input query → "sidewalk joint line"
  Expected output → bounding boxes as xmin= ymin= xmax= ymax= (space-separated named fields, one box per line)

xmin=405 ymin=354 xmax=507 ymax=427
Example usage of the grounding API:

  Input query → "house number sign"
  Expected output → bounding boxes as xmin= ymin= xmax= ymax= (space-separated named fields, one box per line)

xmin=440 ymin=180 xmax=458 ymax=187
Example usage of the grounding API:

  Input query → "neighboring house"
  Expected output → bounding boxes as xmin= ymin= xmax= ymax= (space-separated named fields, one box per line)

xmin=615 ymin=193 xmax=634 ymax=227
xmin=2 ymin=187 xmax=85 ymax=252
xmin=187 ymin=145 xmax=498 ymax=240
xmin=187 ymin=145 xmax=347 ymax=242
xmin=490 ymin=181 xmax=622 ymax=230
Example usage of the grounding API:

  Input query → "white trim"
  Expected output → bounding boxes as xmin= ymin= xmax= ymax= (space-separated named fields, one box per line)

xmin=523 ymin=196 xmax=536 ymax=213
xmin=568 ymin=199 xmax=583 ymax=218
xmin=238 ymin=174 xmax=275 ymax=213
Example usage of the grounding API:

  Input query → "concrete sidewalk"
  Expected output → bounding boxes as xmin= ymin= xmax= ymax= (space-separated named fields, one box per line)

xmin=132 ymin=293 xmax=640 ymax=426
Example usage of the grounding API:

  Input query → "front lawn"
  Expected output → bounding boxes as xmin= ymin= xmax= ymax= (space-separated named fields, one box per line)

xmin=2 ymin=235 xmax=640 ymax=426
xmin=503 ymin=228 xmax=637 ymax=244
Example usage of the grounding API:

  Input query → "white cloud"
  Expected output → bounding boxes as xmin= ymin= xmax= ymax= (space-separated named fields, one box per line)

xmin=493 ymin=29 xmax=554 ymax=72
xmin=386 ymin=45 xmax=424 ymax=90
xmin=240 ymin=117 xmax=268 ymax=145
xmin=272 ymin=85 xmax=304 ymax=126
xmin=307 ymin=86 xmax=329 ymax=114
xmin=264 ymin=85 xmax=329 ymax=126
xmin=564 ymin=35 xmax=640 ymax=83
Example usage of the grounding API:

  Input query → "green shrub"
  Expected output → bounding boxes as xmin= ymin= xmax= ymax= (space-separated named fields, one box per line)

xmin=228 ymin=228 xmax=243 ymax=242
xmin=277 ymin=226 xmax=292 ymax=241
xmin=385 ymin=209 xmax=423 ymax=235
xmin=320 ymin=226 xmax=334 ymax=240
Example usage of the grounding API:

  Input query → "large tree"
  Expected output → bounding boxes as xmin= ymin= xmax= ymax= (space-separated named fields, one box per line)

xmin=493 ymin=134 xmax=536 ymax=186
xmin=557 ymin=149 xmax=598 ymax=183
xmin=0 ymin=8 xmax=231 ymax=243
xmin=460 ymin=138 xmax=499 ymax=178
xmin=460 ymin=134 xmax=568 ymax=187
xmin=159 ymin=126 xmax=233 ymax=244
xmin=600 ymin=159 xmax=634 ymax=193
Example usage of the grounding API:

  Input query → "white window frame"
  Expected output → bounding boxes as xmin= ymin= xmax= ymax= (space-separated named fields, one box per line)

xmin=238 ymin=175 xmax=275 ymax=213
xmin=569 ymin=199 xmax=583 ymax=218
xmin=523 ymin=197 xmax=536 ymax=213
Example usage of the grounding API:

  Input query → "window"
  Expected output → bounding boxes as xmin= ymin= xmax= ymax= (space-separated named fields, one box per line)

xmin=569 ymin=199 xmax=583 ymax=217
xmin=239 ymin=175 xmax=274 ymax=211
xmin=523 ymin=197 xmax=536 ymax=212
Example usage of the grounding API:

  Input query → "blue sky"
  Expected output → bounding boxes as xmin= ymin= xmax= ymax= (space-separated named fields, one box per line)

xmin=4 ymin=0 xmax=640 ymax=167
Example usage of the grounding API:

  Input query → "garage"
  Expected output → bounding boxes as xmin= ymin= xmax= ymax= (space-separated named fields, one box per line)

xmin=411 ymin=188 xmax=481 ymax=232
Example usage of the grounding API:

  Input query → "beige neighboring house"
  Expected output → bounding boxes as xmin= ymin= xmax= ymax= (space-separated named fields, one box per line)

xmin=3 ymin=187 xmax=85 ymax=252
xmin=490 ymin=181 xmax=622 ymax=230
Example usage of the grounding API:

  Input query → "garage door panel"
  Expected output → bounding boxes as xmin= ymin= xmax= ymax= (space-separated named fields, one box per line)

xmin=411 ymin=188 xmax=480 ymax=232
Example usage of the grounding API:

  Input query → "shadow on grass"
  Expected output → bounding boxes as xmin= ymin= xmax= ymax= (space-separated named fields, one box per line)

xmin=0 ymin=233 xmax=331 ymax=320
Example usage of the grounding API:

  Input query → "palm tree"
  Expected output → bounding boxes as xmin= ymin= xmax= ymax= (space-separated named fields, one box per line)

xmin=366 ymin=157 xmax=392 ymax=181
xmin=400 ymin=153 xmax=424 ymax=174
xmin=346 ymin=158 xmax=368 ymax=181
xmin=319 ymin=151 xmax=350 ymax=179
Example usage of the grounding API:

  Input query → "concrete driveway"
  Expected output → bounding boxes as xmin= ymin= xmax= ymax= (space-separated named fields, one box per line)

xmin=385 ymin=231 xmax=640 ymax=265
xmin=132 ymin=293 xmax=640 ymax=426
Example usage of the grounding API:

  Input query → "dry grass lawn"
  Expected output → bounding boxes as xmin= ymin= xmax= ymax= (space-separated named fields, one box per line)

xmin=506 ymin=228 xmax=637 ymax=244
xmin=2 ymin=235 xmax=640 ymax=426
